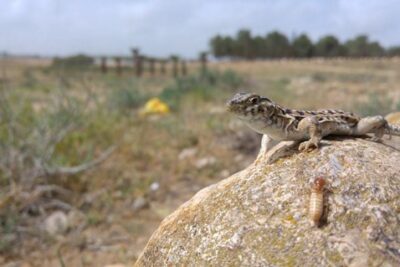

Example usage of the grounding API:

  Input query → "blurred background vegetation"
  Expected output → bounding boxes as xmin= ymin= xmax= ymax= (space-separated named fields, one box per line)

xmin=210 ymin=29 xmax=400 ymax=59
xmin=1 ymin=2 xmax=400 ymax=264
xmin=1 ymin=54 xmax=400 ymax=265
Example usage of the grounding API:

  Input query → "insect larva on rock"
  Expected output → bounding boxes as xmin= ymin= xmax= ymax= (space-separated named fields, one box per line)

xmin=309 ymin=177 xmax=325 ymax=227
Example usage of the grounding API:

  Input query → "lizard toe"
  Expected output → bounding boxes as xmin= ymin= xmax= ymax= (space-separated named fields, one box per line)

xmin=299 ymin=140 xmax=319 ymax=152
xmin=299 ymin=141 xmax=310 ymax=151
xmin=298 ymin=142 xmax=306 ymax=151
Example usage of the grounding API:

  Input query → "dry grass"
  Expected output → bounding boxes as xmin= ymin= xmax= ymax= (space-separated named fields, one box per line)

xmin=1 ymin=57 xmax=400 ymax=266
xmin=212 ymin=58 xmax=400 ymax=111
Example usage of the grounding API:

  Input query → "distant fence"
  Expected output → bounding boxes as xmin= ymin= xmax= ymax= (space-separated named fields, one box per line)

xmin=96 ymin=48 xmax=208 ymax=77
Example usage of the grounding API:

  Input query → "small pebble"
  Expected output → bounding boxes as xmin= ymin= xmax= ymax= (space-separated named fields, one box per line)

xmin=44 ymin=211 xmax=69 ymax=236
xmin=132 ymin=197 xmax=149 ymax=212
xmin=150 ymin=182 xmax=160 ymax=192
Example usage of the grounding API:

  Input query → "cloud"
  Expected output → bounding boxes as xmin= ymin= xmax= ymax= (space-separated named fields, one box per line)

xmin=0 ymin=0 xmax=399 ymax=57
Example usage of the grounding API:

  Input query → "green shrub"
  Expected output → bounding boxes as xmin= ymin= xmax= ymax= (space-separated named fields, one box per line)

xmin=0 ymin=210 xmax=19 ymax=254
xmin=21 ymin=69 xmax=38 ymax=88
xmin=355 ymin=93 xmax=398 ymax=116
xmin=159 ymin=85 xmax=182 ymax=109
xmin=159 ymin=69 xmax=244 ymax=110
xmin=108 ymin=80 xmax=146 ymax=112
xmin=51 ymin=54 xmax=94 ymax=70
xmin=219 ymin=69 xmax=244 ymax=88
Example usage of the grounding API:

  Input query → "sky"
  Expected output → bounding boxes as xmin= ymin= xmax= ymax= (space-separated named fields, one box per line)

xmin=1 ymin=0 xmax=400 ymax=58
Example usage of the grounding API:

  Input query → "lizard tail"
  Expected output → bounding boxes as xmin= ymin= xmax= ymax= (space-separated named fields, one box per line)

xmin=385 ymin=124 xmax=400 ymax=136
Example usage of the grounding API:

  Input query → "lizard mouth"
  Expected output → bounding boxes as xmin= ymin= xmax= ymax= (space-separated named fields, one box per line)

xmin=226 ymin=99 xmax=242 ymax=113
xmin=226 ymin=105 xmax=249 ymax=120
xmin=226 ymin=103 xmax=241 ymax=114
xmin=226 ymin=103 xmax=234 ymax=112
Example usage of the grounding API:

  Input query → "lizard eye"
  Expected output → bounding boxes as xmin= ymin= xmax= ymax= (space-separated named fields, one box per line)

xmin=248 ymin=96 xmax=259 ymax=105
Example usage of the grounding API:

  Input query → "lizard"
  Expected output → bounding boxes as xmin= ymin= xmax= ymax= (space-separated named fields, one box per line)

xmin=226 ymin=92 xmax=400 ymax=163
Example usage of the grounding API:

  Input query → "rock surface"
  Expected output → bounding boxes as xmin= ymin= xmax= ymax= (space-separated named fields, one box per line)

xmin=135 ymin=138 xmax=400 ymax=266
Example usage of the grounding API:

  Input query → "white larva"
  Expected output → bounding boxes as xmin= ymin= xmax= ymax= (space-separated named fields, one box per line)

xmin=309 ymin=177 xmax=325 ymax=226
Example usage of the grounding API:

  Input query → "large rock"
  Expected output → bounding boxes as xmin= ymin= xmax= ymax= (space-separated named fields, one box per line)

xmin=135 ymin=138 xmax=400 ymax=266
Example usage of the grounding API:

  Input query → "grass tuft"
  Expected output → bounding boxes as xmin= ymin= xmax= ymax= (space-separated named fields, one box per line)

xmin=355 ymin=93 xmax=399 ymax=116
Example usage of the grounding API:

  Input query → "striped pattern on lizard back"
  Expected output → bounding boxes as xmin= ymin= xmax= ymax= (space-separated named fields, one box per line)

xmin=226 ymin=92 xmax=361 ymax=141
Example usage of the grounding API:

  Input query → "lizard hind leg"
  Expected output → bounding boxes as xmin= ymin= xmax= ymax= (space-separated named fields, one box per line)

xmin=356 ymin=116 xmax=388 ymax=141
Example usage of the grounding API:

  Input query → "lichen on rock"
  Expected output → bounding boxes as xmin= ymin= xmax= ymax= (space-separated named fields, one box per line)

xmin=135 ymin=138 xmax=400 ymax=266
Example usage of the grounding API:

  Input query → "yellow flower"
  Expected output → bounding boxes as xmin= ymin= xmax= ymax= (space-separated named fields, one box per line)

xmin=140 ymin=98 xmax=170 ymax=116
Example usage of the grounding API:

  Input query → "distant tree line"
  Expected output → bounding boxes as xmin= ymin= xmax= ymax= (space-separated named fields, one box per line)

xmin=210 ymin=29 xmax=400 ymax=59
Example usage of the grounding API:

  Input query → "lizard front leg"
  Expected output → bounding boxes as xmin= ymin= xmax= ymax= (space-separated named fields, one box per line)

xmin=297 ymin=116 xmax=323 ymax=152
xmin=255 ymin=135 xmax=301 ymax=165
xmin=255 ymin=135 xmax=278 ymax=165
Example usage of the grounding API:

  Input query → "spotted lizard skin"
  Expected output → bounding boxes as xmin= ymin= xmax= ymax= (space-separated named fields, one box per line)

xmin=227 ymin=92 xmax=400 ymax=153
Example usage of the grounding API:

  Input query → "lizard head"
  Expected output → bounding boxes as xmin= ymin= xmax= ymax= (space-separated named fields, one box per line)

xmin=226 ymin=92 xmax=275 ymax=121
